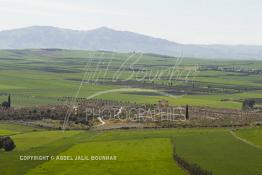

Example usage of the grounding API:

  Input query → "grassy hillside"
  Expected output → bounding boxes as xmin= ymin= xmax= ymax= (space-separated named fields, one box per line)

xmin=0 ymin=49 xmax=261 ymax=109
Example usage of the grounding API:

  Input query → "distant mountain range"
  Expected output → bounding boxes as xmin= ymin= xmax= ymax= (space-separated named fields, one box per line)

xmin=0 ymin=26 xmax=262 ymax=60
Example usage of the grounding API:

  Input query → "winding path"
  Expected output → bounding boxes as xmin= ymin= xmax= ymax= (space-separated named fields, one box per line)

xmin=95 ymin=107 xmax=123 ymax=127
xmin=97 ymin=117 xmax=105 ymax=126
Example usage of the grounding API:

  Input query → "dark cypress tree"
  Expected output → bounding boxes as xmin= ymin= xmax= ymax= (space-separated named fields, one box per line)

xmin=185 ymin=104 xmax=189 ymax=120
xmin=8 ymin=95 xmax=11 ymax=108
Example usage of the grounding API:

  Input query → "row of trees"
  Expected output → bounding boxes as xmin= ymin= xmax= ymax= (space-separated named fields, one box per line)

xmin=173 ymin=143 xmax=212 ymax=175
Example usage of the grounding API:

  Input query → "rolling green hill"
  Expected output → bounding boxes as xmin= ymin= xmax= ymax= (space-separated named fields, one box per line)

xmin=0 ymin=49 xmax=261 ymax=109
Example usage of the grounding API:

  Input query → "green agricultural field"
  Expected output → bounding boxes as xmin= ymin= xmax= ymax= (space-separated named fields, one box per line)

xmin=174 ymin=129 xmax=262 ymax=175
xmin=13 ymin=131 xmax=81 ymax=151
xmin=0 ymin=122 xmax=43 ymax=133
xmin=1 ymin=122 xmax=262 ymax=175
xmin=234 ymin=127 xmax=262 ymax=147
xmin=28 ymin=138 xmax=186 ymax=175
xmin=0 ymin=49 xmax=262 ymax=109
xmin=0 ymin=129 xmax=17 ymax=136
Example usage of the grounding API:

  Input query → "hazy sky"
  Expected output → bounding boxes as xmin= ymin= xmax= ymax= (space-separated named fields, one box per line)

xmin=0 ymin=0 xmax=262 ymax=45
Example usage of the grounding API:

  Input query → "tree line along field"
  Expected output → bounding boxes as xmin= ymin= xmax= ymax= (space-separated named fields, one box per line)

xmin=0 ymin=122 xmax=262 ymax=175
xmin=0 ymin=49 xmax=262 ymax=109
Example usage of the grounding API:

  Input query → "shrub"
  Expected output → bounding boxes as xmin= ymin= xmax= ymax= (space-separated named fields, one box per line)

xmin=1 ymin=101 xmax=9 ymax=108
xmin=242 ymin=99 xmax=255 ymax=111
xmin=0 ymin=136 xmax=16 ymax=151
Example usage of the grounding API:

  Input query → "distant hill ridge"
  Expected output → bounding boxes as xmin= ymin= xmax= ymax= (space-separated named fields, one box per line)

xmin=0 ymin=26 xmax=262 ymax=60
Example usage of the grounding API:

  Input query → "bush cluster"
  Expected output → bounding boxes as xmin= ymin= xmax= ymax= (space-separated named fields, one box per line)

xmin=0 ymin=136 xmax=16 ymax=151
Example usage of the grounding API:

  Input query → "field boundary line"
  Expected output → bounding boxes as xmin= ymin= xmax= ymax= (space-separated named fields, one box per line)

xmin=230 ymin=131 xmax=261 ymax=149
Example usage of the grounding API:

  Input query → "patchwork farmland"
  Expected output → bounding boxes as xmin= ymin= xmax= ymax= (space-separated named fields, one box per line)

xmin=0 ymin=122 xmax=262 ymax=175
xmin=0 ymin=49 xmax=262 ymax=175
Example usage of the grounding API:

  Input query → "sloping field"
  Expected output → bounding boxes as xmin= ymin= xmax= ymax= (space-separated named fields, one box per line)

xmin=1 ymin=49 xmax=262 ymax=109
